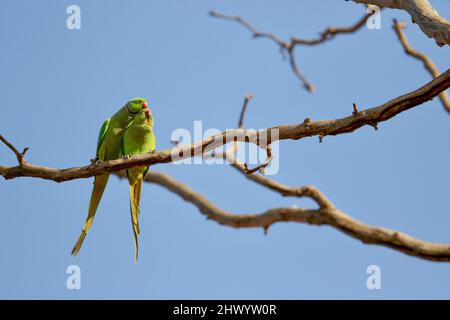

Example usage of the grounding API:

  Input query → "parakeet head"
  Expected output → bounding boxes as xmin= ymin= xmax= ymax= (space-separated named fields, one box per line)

xmin=126 ymin=97 xmax=148 ymax=114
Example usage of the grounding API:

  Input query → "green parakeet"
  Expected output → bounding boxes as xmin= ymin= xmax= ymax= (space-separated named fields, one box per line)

xmin=123 ymin=107 xmax=156 ymax=262
xmin=71 ymin=98 xmax=149 ymax=256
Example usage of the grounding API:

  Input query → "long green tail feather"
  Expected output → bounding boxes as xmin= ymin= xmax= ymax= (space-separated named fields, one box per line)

xmin=129 ymin=179 xmax=142 ymax=263
xmin=71 ymin=174 xmax=110 ymax=256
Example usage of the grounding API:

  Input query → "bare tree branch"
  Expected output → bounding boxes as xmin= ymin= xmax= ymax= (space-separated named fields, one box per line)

xmin=120 ymin=170 xmax=450 ymax=262
xmin=210 ymin=10 xmax=375 ymax=92
xmin=392 ymin=19 xmax=450 ymax=114
xmin=1 ymin=69 xmax=449 ymax=182
xmin=352 ymin=0 xmax=450 ymax=46
xmin=237 ymin=94 xmax=254 ymax=129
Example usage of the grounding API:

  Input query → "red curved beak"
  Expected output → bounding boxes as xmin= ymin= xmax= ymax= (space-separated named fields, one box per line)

xmin=142 ymin=101 xmax=148 ymax=109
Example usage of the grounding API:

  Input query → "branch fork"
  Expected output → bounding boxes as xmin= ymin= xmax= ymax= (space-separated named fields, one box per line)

xmin=0 ymin=134 xmax=29 ymax=166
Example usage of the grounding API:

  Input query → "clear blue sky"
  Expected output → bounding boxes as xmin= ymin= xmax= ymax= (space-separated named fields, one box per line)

xmin=1 ymin=0 xmax=449 ymax=299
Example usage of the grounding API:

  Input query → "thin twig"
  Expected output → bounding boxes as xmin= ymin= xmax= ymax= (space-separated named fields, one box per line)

xmin=291 ymin=12 xmax=374 ymax=45
xmin=238 ymin=94 xmax=254 ymax=129
xmin=287 ymin=47 xmax=315 ymax=92
xmin=243 ymin=145 xmax=273 ymax=175
xmin=209 ymin=11 xmax=289 ymax=49
xmin=352 ymin=103 xmax=359 ymax=116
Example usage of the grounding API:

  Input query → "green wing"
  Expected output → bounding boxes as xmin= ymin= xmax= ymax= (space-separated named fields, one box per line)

xmin=96 ymin=118 xmax=110 ymax=157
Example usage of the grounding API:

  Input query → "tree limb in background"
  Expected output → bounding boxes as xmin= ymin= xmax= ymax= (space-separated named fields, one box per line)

xmin=352 ymin=0 xmax=450 ymax=46
xmin=210 ymin=10 xmax=375 ymax=92
xmin=1 ymin=69 xmax=449 ymax=182
xmin=116 ymin=168 xmax=450 ymax=262
xmin=392 ymin=19 xmax=450 ymax=114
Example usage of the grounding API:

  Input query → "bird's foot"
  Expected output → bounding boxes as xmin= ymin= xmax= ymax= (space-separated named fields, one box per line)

xmin=89 ymin=158 xmax=102 ymax=166
xmin=122 ymin=154 xmax=132 ymax=160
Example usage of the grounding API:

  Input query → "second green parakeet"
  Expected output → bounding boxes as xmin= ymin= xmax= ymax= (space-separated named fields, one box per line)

xmin=123 ymin=106 xmax=156 ymax=262
xmin=71 ymin=98 xmax=149 ymax=256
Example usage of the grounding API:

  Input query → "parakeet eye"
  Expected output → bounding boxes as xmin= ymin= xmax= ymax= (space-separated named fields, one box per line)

xmin=126 ymin=101 xmax=141 ymax=114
